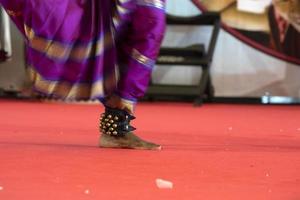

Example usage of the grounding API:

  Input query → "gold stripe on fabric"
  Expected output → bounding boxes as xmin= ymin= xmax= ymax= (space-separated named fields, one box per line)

xmin=137 ymin=0 xmax=165 ymax=10
xmin=118 ymin=0 xmax=132 ymax=3
xmin=27 ymin=67 xmax=104 ymax=99
xmin=112 ymin=14 xmax=121 ymax=28
xmin=24 ymin=25 xmax=113 ymax=61
xmin=117 ymin=4 xmax=130 ymax=15
xmin=113 ymin=0 xmax=133 ymax=28
xmin=131 ymin=49 xmax=155 ymax=68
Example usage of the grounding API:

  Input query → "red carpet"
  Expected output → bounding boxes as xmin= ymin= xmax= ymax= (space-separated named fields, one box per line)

xmin=0 ymin=100 xmax=300 ymax=200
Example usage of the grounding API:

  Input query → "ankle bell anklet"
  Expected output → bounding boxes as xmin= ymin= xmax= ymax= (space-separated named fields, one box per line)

xmin=99 ymin=107 xmax=136 ymax=137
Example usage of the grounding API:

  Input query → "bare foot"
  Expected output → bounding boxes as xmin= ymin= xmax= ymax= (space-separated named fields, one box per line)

xmin=99 ymin=132 xmax=161 ymax=150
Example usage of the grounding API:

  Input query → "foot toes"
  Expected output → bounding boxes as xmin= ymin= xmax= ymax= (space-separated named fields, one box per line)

xmin=99 ymin=132 xmax=161 ymax=150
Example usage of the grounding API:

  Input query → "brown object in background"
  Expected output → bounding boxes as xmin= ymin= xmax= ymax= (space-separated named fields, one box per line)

xmin=197 ymin=0 xmax=236 ymax=12
xmin=269 ymin=3 xmax=300 ymax=58
xmin=221 ymin=3 xmax=270 ymax=32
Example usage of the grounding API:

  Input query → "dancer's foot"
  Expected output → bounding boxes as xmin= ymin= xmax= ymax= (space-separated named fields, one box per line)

xmin=99 ymin=132 xmax=161 ymax=150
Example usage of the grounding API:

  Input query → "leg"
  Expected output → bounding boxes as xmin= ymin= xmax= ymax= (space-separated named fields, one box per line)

xmin=99 ymin=96 xmax=161 ymax=150
xmin=98 ymin=0 xmax=166 ymax=150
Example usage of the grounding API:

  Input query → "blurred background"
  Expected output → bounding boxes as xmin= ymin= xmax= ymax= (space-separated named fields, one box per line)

xmin=1 ymin=0 xmax=300 ymax=103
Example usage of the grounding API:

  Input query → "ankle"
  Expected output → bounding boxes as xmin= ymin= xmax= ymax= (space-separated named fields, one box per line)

xmin=99 ymin=106 xmax=136 ymax=137
xmin=104 ymin=95 xmax=135 ymax=114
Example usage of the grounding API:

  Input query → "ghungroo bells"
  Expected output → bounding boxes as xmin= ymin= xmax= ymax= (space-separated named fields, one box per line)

xmin=99 ymin=107 xmax=136 ymax=137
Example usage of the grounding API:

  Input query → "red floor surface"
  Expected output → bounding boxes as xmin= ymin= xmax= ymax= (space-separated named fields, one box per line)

xmin=0 ymin=100 xmax=300 ymax=200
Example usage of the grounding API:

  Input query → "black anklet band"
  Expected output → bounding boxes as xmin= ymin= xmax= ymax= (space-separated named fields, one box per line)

xmin=99 ymin=107 xmax=136 ymax=137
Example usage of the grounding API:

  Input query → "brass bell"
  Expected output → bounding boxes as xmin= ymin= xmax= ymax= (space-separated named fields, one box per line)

xmin=109 ymin=120 xmax=114 ymax=123
xmin=106 ymin=123 xmax=111 ymax=127
xmin=108 ymin=115 xmax=112 ymax=119
xmin=109 ymin=127 xmax=114 ymax=131
xmin=114 ymin=116 xmax=119 ymax=121
xmin=104 ymin=118 xmax=109 ymax=122
xmin=112 ymin=131 xmax=118 ymax=135
xmin=106 ymin=131 xmax=111 ymax=135
xmin=113 ymin=124 xmax=117 ymax=128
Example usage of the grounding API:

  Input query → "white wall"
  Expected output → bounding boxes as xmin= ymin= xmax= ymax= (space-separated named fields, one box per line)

xmin=0 ymin=21 xmax=26 ymax=92
xmin=153 ymin=1 xmax=300 ymax=97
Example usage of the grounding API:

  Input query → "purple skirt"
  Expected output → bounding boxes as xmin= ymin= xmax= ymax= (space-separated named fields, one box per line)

xmin=0 ymin=0 xmax=166 ymax=104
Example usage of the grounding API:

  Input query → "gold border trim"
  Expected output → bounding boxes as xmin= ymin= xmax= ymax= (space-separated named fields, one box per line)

xmin=27 ymin=67 xmax=104 ymax=99
xmin=24 ymin=25 xmax=113 ymax=61
xmin=131 ymin=49 xmax=155 ymax=68
xmin=136 ymin=0 xmax=165 ymax=10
